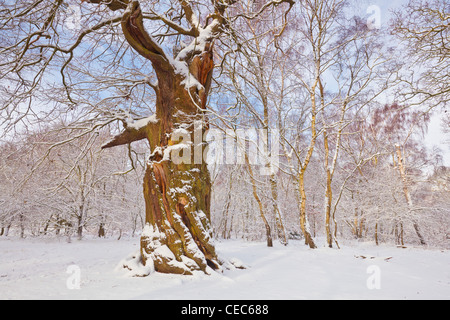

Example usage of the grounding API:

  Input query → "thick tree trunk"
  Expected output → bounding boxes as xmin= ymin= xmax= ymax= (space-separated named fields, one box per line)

xmin=375 ymin=222 xmax=379 ymax=246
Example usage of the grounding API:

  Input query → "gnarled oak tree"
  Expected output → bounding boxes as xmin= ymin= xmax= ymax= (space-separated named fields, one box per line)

xmin=0 ymin=0 xmax=293 ymax=274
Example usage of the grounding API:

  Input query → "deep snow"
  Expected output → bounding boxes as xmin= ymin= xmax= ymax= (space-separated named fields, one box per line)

xmin=0 ymin=237 xmax=448 ymax=300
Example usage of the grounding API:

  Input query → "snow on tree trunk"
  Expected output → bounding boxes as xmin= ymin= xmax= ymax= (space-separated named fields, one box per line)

xmin=101 ymin=1 xmax=221 ymax=274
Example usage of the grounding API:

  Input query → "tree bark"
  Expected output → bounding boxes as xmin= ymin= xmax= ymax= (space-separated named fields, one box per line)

xmin=395 ymin=146 xmax=426 ymax=245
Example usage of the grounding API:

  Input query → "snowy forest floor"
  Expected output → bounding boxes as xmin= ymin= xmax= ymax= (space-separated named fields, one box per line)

xmin=0 ymin=237 xmax=448 ymax=300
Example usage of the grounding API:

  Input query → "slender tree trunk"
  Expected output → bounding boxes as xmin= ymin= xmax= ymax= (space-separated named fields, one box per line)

xmin=298 ymin=171 xmax=317 ymax=249
xmin=77 ymin=211 xmax=83 ymax=240
xmin=353 ymin=212 xmax=358 ymax=238
xmin=270 ymin=174 xmax=288 ymax=246
xmin=400 ymin=222 xmax=404 ymax=246
xmin=221 ymin=169 xmax=235 ymax=239
xmin=5 ymin=224 xmax=10 ymax=237
xmin=322 ymin=103 xmax=346 ymax=248
xmin=98 ymin=222 xmax=105 ymax=238
xmin=19 ymin=212 xmax=25 ymax=238
xmin=261 ymin=73 xmax=287 ymax=245
xmin=375 ymin=222 xmax=379 ymax=246
xmin=294 ymin=86 xmax=319 ymax=250
xmin=333 ymin=210 xmax=340 ymax=248
xmin=245 ymin=154 xmax=273 ymax=247
xmin=395 ymin=146 xmax=426 ymax=245
xmin=323 ymin=128 xmax=333 ymax=248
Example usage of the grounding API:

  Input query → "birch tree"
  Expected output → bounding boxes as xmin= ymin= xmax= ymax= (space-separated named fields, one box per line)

xmin=315 ymin=11 xmax=394 ymax=247
xmin=217 ymin=2 xmax=291 ymax=246
xmin=392 ymin=0 xmax=449 ymax=109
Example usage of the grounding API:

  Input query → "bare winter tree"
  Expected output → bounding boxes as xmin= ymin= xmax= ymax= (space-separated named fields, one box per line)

xmin=392 ymin=0 xmax=449 ymax=109
xmin=0 ymin=122 xmax=144 ymax=240
xmin=217 ymin=2 xmax=292 ymax=246
xmin=262 ymin=0 xmax=395 ymax=248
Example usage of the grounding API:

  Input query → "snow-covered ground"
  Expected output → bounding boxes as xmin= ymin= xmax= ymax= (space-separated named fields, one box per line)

xmin=0 ymin=237 xmax=448 ymax=300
